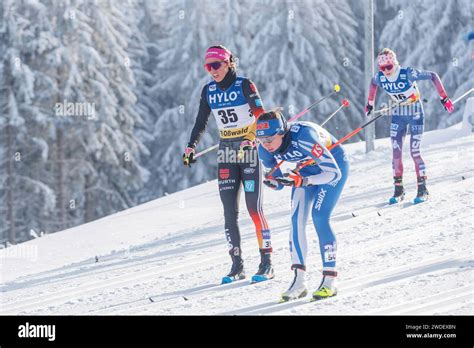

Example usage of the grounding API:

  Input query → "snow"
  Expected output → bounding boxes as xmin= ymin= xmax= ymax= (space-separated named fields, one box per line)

xmin=0 ymin=123 xmax=472 ymax=315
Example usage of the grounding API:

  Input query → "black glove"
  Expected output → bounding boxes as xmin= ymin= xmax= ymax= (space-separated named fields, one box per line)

xmin=263 ymin=178 xmax=279 ymax=190
xmin=365 ymin=104 xmax=373 ymax=118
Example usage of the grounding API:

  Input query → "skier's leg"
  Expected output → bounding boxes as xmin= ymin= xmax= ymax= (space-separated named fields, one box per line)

xmin=390 ymin=117 xmax=408 ymax=203
xmin=242 ymin=148 xmax=272 ymax=252
xmin=281 ymin=185 xmax=316 ymax=300
xmin=410 ymin=113 xmax=429 ymax=202
xmin=391 ymin=116 xmax=408 ymax=178
xmin=289 ymin=186 xmax=316 ymax=269
xmin=311 ymin=149 xmax=349 ymax=299
xmin=241 ymin=148 xmax=274 ymax=282
xmin=218 ymin=152 xmax=245 ymax=283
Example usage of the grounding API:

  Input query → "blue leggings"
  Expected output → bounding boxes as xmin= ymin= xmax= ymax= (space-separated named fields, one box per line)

xmin=289 ymin=148 xmax=349 ymax=271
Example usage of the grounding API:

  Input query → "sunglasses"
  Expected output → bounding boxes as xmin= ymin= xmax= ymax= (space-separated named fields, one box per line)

xmin=204 ymin=61 xmax=226 ymax=72
xmin=379 ymin=64 xmax=394 ymax=72
xmin=257 ymin=135 xmax=278 ymax=144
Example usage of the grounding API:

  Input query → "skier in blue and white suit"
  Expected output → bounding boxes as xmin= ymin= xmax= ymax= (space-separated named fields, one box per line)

xmin=256 ymin=109 xmax=349 ymax=302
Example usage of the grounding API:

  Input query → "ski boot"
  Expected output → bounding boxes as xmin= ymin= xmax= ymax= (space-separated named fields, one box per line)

xmin=312 ymin=270 xmax=338 ymax=301
xmin=251 ymin=250 xmax=274 ymax=283
xmin=280 ymin=265 xmax=308 ymax=302
xmin=389 ymin=176 xmax=405 ymax=204
xmin=221 ymin=249 xmax=245 ymax=284
xmin=414 ymin=176 xmax=429 ymax=204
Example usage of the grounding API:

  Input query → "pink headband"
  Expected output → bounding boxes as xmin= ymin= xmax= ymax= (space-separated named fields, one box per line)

xmin=205 ymin=48 xmax=231 ymax=61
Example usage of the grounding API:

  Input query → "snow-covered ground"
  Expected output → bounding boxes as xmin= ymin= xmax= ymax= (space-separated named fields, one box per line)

xmin=1 ymin=122 xmax=473 ymax=315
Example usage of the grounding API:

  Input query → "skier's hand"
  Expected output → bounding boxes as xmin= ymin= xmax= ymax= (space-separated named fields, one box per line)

xmin=237 ymin=139 xmax=256 ymax=160
xmin=440 ymin=97 xmax=454 ymax=114
xmin=275 ymin=170 xmax=303 ymax=187
xmin=183 ymin=144 xmax=196 ymax=166
xmin=365 ymin=103 xmax=373 ymax=118
xmin=263 ymin=177 xmax=279 ymax=190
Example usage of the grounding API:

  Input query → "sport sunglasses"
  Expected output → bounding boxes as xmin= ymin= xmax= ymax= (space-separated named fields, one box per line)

xmin=379 ymin=64 xmax=394 ymax=72
xmin=204 ymin=61 xmax=227 ymax=72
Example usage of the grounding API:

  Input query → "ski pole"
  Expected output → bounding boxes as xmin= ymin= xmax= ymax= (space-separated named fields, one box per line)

xmin=194 ymin=84 xmax=341 ymax=159
xmin=321 ymin=99 xmax=350 ymax=127
xmin=288 ymin=84 xmax=341 ymax=122
xmin=266 ymin=93 xmax=416 ymax=178
xmin=452 ymin=88 xmax=474 ymax=105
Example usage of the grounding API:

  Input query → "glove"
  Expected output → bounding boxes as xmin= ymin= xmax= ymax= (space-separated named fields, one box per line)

xmin=440 ymin=97 xmax=454 ymax=113
xmin=365 ymin=103 xmax=373 ymax=118
xmin=263 ymin=177 xmax=279 ymax=190
xmin=183 ymin=144 xmax=196 ymax=166
xmin=237 ymin=139 xmax=256 ymax=160
xmin=275 ymin=170 xmax=303 ymax=187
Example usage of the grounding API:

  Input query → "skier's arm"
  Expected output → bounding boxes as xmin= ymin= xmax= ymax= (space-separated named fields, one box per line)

xmin=242 ymin=79 xmax=266 ymax=143
xmin=365 ymin=76 xmax=379 ymax=117
xmin=407 ymin=68 xmax=448 ymax=99
xmin=257 ymin=145 xmax=284 ymax=190
xmin=367 ymin=77 xmax=379 ymax=106
xmin=296 ymin=128 xmax=342 ymax=186
xmin=188 ymin=85 xmax=212 ymax=148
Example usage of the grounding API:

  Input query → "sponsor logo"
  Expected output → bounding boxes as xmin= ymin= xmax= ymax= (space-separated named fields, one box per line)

xmin=391 ymin=123 xmax=399 ymax=130
xmin=209 ymin=84 xmax=216 ymax=91
xmin=257 ymin=122 xmax=269 ymax=130
xmin=244 ymin=167 xmax=256 ymax=174
xmin=381 ymin=81 xmax=407 ymax=91
xmin=262 ymin=229 xmax=271 ymax=239
xmin=244 ymin=180 xmax=255 ymax=192
xmin=255 ymin=99 xmax=262 ymax=107
xmin=400 ymin=73 xmax=407 ymax=79
xmin=276 ymin=150 xmax=304 ymax=161
xmin=314 ymin=188 xmax=327 ymax=211
xmin=291 ymin=141 xmax=299 ymax=147
xmin=290 ymin=125 xmax=300 ymax=132
xmin=209 ymin=91 xmax=238 ymax=104
xmin=220 ymin=126 xmax=250 ymax=138
xmin=311 ymin=144 xmax=324 ymax=158
xmin=219 ymin=168 xmax=230 ymax=179
xmin=235 ymin=79 xmax=242 ymax=86
xmin=380 ymin=75 xmax=386 ymax=82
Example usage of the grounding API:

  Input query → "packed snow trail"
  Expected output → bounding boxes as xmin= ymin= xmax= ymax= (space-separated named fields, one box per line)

xmin=0 ymin=124 xmax=472 ymax=315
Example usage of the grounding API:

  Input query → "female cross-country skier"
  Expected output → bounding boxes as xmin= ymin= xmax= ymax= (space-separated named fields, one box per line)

xmin=256 ymin=109 xmax=349 ymax=302
xmin=183 ymin=45 xmax=274 ymax=284
xmin=364 ymin=48 xmax=454 ymax=204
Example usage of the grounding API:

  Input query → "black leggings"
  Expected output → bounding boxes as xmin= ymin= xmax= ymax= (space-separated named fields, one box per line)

xmin=217 ymin=141 xmax=272 ymax=256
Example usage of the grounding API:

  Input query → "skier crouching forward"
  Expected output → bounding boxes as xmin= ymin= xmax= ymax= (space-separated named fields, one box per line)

xmin=365 ymin=48 xmax=454 ymax=204
xmin=256 ymin=109 xmax=349 ymax=302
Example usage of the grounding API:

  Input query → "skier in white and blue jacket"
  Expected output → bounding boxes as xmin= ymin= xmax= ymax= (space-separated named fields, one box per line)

xmin=256 ymin=109 xmax=349 ymax=302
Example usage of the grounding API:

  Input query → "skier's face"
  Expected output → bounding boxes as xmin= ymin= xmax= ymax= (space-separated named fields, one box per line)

xmin=380 ymin=63 xmax=397 ymax=77
xmin=204 ymin=58 xmax=229 ymax=82
xmin=259 ymin=134 xmax=283 ymax=153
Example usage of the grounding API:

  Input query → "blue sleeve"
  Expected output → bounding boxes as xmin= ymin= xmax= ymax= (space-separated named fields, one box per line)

xmin=407 ymin=67 xmax=448 ymax=98
xmin=295 ymin=127 xmax=342 ymax=185
xmin=257 ymin=145 xmax=284 ymax=190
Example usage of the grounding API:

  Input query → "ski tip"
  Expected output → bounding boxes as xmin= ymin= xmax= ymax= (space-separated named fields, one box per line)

xmin=251 ymin=275 xmax=272 ymax=283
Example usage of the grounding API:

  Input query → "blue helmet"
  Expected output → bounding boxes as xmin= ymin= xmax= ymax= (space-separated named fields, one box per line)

xmin=256 ymin=110 xmax=288 ymax=137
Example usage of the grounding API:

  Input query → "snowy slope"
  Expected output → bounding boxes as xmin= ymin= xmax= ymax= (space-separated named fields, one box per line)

xmin=1 ymin=123 xmax=473 ymax=315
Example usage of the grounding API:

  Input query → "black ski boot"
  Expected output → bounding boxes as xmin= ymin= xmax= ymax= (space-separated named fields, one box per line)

xmin=389 ymin=176 xmax=405 ymax=204
xmin=414 ymin=176 xmax=429 ymax=204
xmin=222 ymin=249 xmax=245 ymax=284
xmin=251 ymin=250 xmax=274 ymax=283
